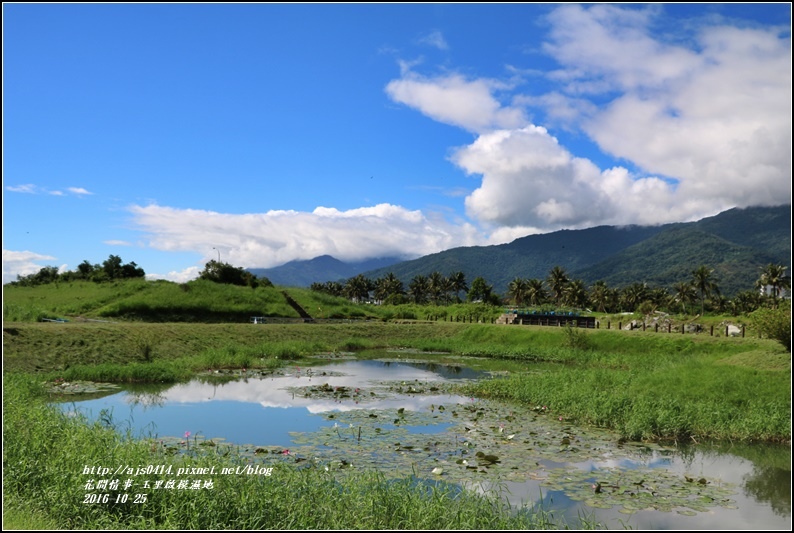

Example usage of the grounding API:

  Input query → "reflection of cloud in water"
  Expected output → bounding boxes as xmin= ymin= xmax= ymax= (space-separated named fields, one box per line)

xmin=161 ymin=361 xmax=469 ymax=412
xmin=477 ymin=453 xmax=791 ymax=530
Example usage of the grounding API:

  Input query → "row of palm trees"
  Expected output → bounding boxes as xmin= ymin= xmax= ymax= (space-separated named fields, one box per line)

xmin=311 ymin=271 xmax=472 ymax=305
xmin=311 ymin=263 xmax=789 ymax=316
xmin=508 ymin=264 xmax=789 ymax=315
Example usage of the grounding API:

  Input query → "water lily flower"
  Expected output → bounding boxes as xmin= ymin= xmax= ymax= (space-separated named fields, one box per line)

xmin=184 ymin=431 xmax=191 ymax=439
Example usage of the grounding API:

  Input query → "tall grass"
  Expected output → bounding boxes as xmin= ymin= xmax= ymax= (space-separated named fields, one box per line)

xmin=3 ymin=374 xmax=582 ymax=530
xmin=464 ymin=346 xmax=791 ymax=442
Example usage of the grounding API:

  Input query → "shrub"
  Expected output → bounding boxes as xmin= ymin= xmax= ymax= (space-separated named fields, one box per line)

xmin=750 ymin=301 xmax=791 ymax=352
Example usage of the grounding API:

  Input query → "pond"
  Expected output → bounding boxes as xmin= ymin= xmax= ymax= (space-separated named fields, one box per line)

xmin=58 ymin=355 xmax=791 ymax=530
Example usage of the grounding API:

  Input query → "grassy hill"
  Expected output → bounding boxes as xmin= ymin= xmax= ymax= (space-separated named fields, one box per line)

xmin=2 ymin=279 xmax=499 ymax=324
xmin=2 ymin=279 xmax=301 ymax=323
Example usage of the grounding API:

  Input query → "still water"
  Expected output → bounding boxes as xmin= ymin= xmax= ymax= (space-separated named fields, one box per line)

xmin=60 ymin=357 xmax=791 ymax=530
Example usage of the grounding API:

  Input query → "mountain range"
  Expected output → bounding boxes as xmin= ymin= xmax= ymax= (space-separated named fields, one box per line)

xmin=248 ymin=205 xmax=791 ymax=297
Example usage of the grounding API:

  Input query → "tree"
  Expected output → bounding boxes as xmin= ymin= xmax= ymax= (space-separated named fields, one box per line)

xmin=77 ymin=260 xmax=95 ymax=279
xmin=692 ymin=265 xmax=720 ymax=316
xmin=756 ymin=264 xmax=790 ymax=309
xmin=199 ymin=260 xmax=263 ymax=288
xmin=467 ymin=276 xmax=494 ymax=303
xmin=507 ymin=277 xmax=528 ymax=307
xmin=408 ymin=275 xmax=429 ymax=304
xmin=750 ymin=300 xmax=791 ymax=352
xmin=672 ymin=281 xmax=697 ymax=314
xmin=428 ymin=271 xmax=445 ymax=305
xmin=589 ymin=280 xmax=612 ymax=313
xmin=121 ymin=261 xmax=145 ymax=279
xmin=563 ymin=279 xmax=588 ymax=309
xmin=525 ymin=278 xmax=548 ymax=307
xmin=621 ymin=282 xmax=648 ymax=312
xmin=547 ymin=266 xmax=570 ymax=305
xmin=374 ymin=273 xmax=404 ymax=304
xmin=448 ymin=271 xmax=468 ymax=303
xmin=102 ymin=254 xmax=124 ymax=279
xmin=344 ymin=274 xmax=372 ymax=303
xmin=730 ymin=290 xmax=762 ymax=315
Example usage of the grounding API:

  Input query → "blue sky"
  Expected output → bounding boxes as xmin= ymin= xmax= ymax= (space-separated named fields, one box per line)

xmin=3 ymin=3 xmax=791 ymax=284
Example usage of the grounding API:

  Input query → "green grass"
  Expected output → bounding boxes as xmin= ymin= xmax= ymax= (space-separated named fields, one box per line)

xmin=2 ymin=374 xmax=587 ymax=530
xmin=4 ymin=320 xmax=789 ymax=442
xmin=460 ymin=327 xmax=791 ymax=443
xmin=3 ymin=279 xmax=508 ymax=324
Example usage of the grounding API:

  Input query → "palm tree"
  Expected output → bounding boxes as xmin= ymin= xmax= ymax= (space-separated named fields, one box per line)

xmin=691 ymin=265 xmax=719 ymax=316
xmin=589 ymin=280 xmax=611 ymax=313
xmin=507 ymin=277 xmax=528 ymax=307
xmin=547 ymin=266 xmax=570 ymax=305
xmin=731 ymin=290 xmax=762 ymax=315
xmin=374 ymin=273 xmax=405 ymax=304
xmin=344 ymin=274 xmax=372 ymax=303
xmin=525 ymin=278 xmax=548 ymax=306
xmin=563 ymin=279 xmax=588 ymax=309
xmin=672 ymin=281 xmax=697 ymax=314
xmin=621 ymin=282 xmax=648 ymax=312
xmin=408 ymin=275 xmax=429 ymax=304
xmin=428 ymin=271 xmax=445 ymax=305
xmin=448 ymin=271 xmax=468 ymax=303
xmin=757 ymin=264 xmax=790 ymax=308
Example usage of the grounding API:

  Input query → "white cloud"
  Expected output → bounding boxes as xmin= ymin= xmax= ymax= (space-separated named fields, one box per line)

xmin=103 ymin=240 xmax=133 ymax=246
xmin=417 ymin=30 xmax=449 ymax=51
xmin=6 ymin=184 xmax=39 ymax=194
xmin=544 ymin=4 xmax=792 ymax=210
xmin=146 ymin=266 xmax=202 ymax=283
xmin=385 ymin=71 xmax=527 ymax=133
xmin=4 ymin=184 xmax=95 ymax=196
xmin=68 ymin=187 xmax=93 ymax=196
xmin=453 ymin=126 xmax=683 ymax=229
xmin=385 ymin=4 xmax=791 ymax=233
xmin=543 ymin=4 xmax=703 ymax=93
xmin=2 ymin=250 xmax=57 ymax=284
xmin=129 ymin=203 xmax=486 ymax=269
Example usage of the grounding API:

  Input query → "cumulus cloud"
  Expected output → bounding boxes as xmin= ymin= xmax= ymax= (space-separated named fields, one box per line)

xmin=129 ymin=203 xmax=485 ymax=269
xmin=453 ymin=127 xmax=681 ymax=229
xmin=385 ymin=4 xmax=791 ymax=233
xmin=2 ymin=250 xmax=57 ymax=284
xmin=146 ymin=266 xmax=202 ymax=283
xmin=545 ymin=4 xmax=791 ymax=210
xmin=67 ymin=187 xmax=93 ymax=196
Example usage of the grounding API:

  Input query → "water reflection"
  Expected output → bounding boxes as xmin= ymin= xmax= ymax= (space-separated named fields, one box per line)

xmin=470 ymin=443 xmax=791 ymax=530
xmin=61 ymin=360 xmax=473 ymax=447
xmin=58 ymin=358 xmax=790 ymax=530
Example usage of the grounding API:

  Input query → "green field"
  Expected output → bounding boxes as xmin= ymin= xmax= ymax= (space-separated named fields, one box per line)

xmin=3 ymin=280 xmax=791 ymax=529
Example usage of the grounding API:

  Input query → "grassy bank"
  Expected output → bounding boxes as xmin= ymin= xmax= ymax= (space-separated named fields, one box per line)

xmin=3 ymin=320 xmax=790 ymax=443
xmin=3 ymin=320 xmax=790 ymax=528
xmin=2 ymin=374 xmax=581 ymax=530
